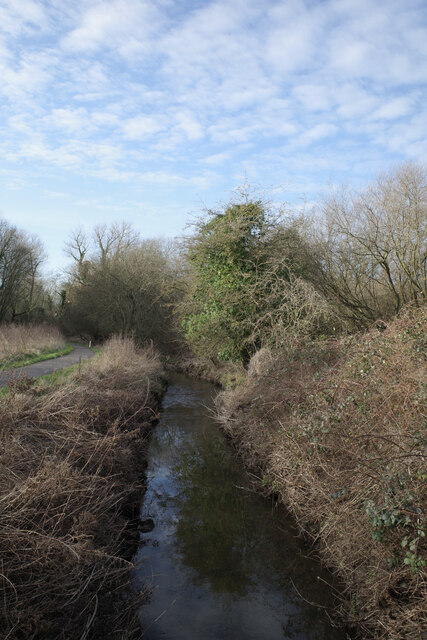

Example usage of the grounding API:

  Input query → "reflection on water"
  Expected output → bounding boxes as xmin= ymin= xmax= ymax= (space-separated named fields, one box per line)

xmin=133 ymin=374 xmax=349 ymax=640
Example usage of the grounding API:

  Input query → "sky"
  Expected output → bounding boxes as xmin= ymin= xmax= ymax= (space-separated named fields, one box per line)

xmin=1 ymin=0 xmax=426 ymax=274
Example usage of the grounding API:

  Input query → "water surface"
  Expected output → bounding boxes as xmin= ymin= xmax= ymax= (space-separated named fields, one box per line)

xmin=134 ymin=374 xmax=348 ymax=639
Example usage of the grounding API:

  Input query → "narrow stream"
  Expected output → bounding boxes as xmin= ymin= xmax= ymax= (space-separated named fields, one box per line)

xmin=133 ymin=374 xmax=349 ymax=639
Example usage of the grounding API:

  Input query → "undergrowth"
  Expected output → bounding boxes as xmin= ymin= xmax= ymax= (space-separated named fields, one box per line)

xmin=217 ymin=305 xmax=426 ymax=639
xmin=167 ymin=353 xmax=245 ymax=388
xmin=0 ymin=336 xmax=163 ymax=639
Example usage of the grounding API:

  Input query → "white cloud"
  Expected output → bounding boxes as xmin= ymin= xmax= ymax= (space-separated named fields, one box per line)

xmin=0 ymin=0 xmax=425 ymax=255
xmin=370 ymin=97 xmax=416 ymax=121
xmin=174 ymin=112 xmax=204 ymax=141
xmin=0 ymin=51 xmax=55 ymax=100
xmin=202 ymin=153 xmax=229 ymax=165
xmin=329 ymin=38 xmax=373 ymax=77
xmin=335 ymin=85 xmax=379 ymax=119
xmin=297 ymin=123 xmax=338 ymax=147
xmin=0 ymin=0 xmax=48 ymax=36
xmin=373 ymin=113 xmax=427 ymax=155
xmin=122 ymin=115 xmax=165 ymax=140
xmin=293 ymin=84 xmax=333 ymax=112
xmin=44 ymin=108 xmax=92 ymax=134
xmin=264 ymin=19 xmax=319 ymax=74
xmin=44 ymin=190 xmax=69 ymax=198
xmin=62 ymin=0 xmax=161 ymax=57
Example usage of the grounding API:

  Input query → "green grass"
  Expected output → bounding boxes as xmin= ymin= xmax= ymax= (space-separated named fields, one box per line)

xmin=0 ymin=344 xmax=74 ymax=370
xmin=34 ymin=362 xmax=81 ymax=387
xmin=1 ymin=358 xmax=89 ymax=398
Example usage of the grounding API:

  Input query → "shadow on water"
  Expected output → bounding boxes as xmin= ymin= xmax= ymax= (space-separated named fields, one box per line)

xmin=133 ymin=373 xmax=350 ymax=639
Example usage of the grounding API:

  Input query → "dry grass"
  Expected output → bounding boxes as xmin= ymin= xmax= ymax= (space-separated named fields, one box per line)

xmin=0 ymin=323 xmax=65 ymax=362
xmin=217 ymin=305 xmax=426 ymax=639
xmin=167 ymin=353 xmax=245 ymax=388
xmin=0 ymin=336 xmax=163 ymax=639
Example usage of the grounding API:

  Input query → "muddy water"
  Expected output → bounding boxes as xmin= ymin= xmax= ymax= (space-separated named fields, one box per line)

xmin=133 ymin=374 xmax=349 ymax=639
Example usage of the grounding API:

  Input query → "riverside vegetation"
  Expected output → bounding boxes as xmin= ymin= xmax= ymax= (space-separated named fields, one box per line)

xmin=0 ymin=336 xmax=163 ymax=639
xmin=0 ymin=161 xmax=425 ymax=638
xmin=217 ymin=307 xmax=426 ymax=639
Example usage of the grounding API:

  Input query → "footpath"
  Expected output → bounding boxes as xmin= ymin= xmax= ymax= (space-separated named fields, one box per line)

xmin=0 ymin=343 xmax=94 ymax=388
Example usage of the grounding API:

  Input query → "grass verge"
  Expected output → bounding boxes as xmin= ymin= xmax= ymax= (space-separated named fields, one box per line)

xmin=216 ymin=306 xmax=426 ymax=639
xmin=0 ymin=343 xmax=74 ymax=370
xmin=0 ymin=336 xmax=163 ymax=639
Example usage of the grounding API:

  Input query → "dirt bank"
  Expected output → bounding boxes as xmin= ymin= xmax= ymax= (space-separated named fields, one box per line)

xmin=216 ymin=307 xmax=426 ymax=639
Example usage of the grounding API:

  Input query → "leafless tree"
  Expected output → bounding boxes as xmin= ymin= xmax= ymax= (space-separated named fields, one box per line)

xmin=0 ymin=219 xmax=46 ymax=321
xmin=314 ymin=162 xmax=426 ymax=325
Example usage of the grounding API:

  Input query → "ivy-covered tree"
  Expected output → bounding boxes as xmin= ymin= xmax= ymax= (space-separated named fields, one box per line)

xmin=183 ymin=201 xmax=266 ymax=362
xmin=181 ymin=198 xmax=326 ymax=363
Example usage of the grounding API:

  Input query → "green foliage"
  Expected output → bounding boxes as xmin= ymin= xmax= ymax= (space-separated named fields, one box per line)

xmin=401 ymin=532 xmax=426 ymax=573
xmin=365 ymin=473 xmax=426 ymax=573
xmin=183 ymin=200 xmax=268 ymax=362
xmin=365 ymin=499 xmax=411 ymax=541
xmin=181 ymin=197 xmax=328 ymax=363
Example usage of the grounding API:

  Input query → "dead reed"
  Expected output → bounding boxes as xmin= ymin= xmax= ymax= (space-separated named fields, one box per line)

xmin=0 ymin=323 xmax=65 ymax=362
xmin=217 ymin=305 xmax=426 ymax=639
xmin=0 ymin=336 xmax=163 ymax=639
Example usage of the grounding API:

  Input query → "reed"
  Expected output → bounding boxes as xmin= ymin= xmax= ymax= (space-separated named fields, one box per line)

xmin=0 ymin=323 xmax=65 ymax=362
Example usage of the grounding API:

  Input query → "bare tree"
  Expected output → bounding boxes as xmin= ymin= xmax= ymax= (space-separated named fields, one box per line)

xmin=64 ymin=226 xmax=90 ymax=266
xmin=63 ymin=224 xmax=182 ymax=351
xmin=93 ymin=221 xmax=140 ymax=262
xmin=314 ymin=162 xmax=427 ymax=325
xmin=0 ymin=220 xmax=46 ymax=321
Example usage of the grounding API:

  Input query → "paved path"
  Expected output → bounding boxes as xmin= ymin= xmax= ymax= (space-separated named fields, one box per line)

xmin=0 ymin=343 xmax=94 ymax=388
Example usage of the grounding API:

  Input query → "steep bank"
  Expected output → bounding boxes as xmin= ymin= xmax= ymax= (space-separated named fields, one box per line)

xmin=0 ymin=337 xmax=163 ymax=639
xmin=216 ymin=307 xmax=426 ymax=639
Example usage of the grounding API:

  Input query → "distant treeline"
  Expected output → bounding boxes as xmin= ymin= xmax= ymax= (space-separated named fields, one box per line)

xmin=2 ymin=161 xmax=426 ymax=356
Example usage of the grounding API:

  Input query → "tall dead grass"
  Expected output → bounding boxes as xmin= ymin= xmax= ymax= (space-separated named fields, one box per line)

xmin=0 ymin=323 xmax=65 ymax=361
xmin=217 ymin=305 xmax=426 ymax=639
xmin=0 ymin=336 xmax=163 ymax=639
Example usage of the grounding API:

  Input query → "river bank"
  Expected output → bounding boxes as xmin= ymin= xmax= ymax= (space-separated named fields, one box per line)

xmin=215 ymin=307 xmax=426 ymax=639
xmin=2 ymin=315 xmax=424 ymax=639
xmin=0 ymin=337 xmax=163 ymax=640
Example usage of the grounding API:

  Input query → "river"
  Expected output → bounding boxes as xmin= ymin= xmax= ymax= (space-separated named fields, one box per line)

xmin=133 ymin=373 xmax=349 ymax=639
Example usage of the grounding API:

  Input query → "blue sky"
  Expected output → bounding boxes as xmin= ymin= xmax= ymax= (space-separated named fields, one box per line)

xmin=1 ymin=0 xmax=426 ymax=274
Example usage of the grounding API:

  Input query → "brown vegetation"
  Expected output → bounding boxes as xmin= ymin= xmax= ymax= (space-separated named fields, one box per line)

xmin=0 ymin=323 xmax=65 ymax=363
xmin=217 ymin=306 xmax=426 ymax=639
xmin=167 ymin=353 xmax=246 ymax=388
xmin=0 ymin=336 xmax=163 ymax=639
